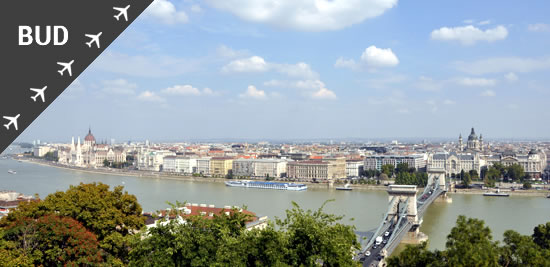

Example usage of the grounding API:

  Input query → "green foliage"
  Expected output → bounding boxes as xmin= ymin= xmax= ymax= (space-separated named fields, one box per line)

xmin=381 ymin=164 xmax=394 ymax=177
xmin=523 ymin=182 xmax=532 ymax=190
xmin=130 ymin=200 xmax=359 ymax=267
xmin=3 ymin=215 xmax=102 ymax=266
xmin=388 ymin=216 xmax=550 ymax=267
xmin=386 ymin=241 xmax=443 ymax=267
xmin=1 ymin=182 xmax=144 ymax=264
xmin=445 ymin=216 xmax=500 ymax=266
xmin=395 ymin=163 xmax=409 ymax=174
xmin=43 ymin=151 xmax=58 ymax=162
xmin=469 ymin=170 xmax=479 ymax=179
xmin=533 ymin=222 xmax=550 ymax=249
xmin=506 ymin=164 xmax=525 ymax=182
xmin=462 ymin=173 xmax=472 ymax=188
xmin=276 ymin=201 xmax=359 ymax=267
xmin=395 ymin=171 xmax=428 ymax=187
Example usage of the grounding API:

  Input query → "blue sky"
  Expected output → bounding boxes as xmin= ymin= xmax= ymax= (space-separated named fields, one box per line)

xmin=19 ymin=0 xmax=550 ymax=142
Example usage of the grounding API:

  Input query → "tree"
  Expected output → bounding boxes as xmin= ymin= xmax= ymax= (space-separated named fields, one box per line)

xmin=507 ymin=164 xmax=525 ymax=182
xmin=460 ymin=170 xmax=465 ymax=181
xmin=445 ymin=216 xmax=500 ymax=266
xmin=129 ymin=201 xmax=359 ymax=267
xmin=469 ymin=170 xmax=479 ymax=180
xmin=500 ymin=230 xmax=550 ymax=267
xmin=103 ymin=159 xmax=110 ymax=167
xmin=523 ymin=182 xmax=532 ymax=190
xmin=533 ymin=222 xmax=550 ymax=250
xmin=396 ymin=163 xmax=409 ymax=174
xmin=381 ymin=164 xmax=394 ymax=177
xmin=386 ymin=241 xmax=442 ymax=267
xmin=2 ymin=215 xmax=102 ymax=266
xmin=1 ymin=183 xmax=144 ymax=264
xmin=462 ymin=173 xmax=471 ymax=188
xmin=276 ymin=201 xmax=359 ymax=267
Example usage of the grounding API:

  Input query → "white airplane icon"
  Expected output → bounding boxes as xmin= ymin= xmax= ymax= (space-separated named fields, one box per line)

xmin=3 ymin=114 xmax=20 ymax=131
xmin=30 ymin=86 xmax=47 ymax=102
xmin=57 ymin=60 xmax=74 ymax=76
xmin=113 ymin=5 xmax=130 ymax=21
xmin=85 ymin=32 xmax=102 ymax=48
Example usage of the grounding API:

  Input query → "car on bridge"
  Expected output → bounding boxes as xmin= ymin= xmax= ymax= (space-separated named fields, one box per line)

xmin=384 ymin=231 xmax=390 ymax=237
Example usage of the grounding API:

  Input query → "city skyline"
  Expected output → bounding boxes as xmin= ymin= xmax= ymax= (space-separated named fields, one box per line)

xmin=16 ymin=0 xmax=550 ymax=142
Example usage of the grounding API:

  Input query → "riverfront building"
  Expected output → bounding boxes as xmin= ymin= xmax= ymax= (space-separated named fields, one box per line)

xmin=287 ymin=157 xmax=346 ymax=181
xmin=364 ymin=154 xmax=426 ymax=172
xmin=210 ymin=157 xmax=234 ymax=176
xmin=232 ymin=158 xmax=288 ymax=178
xmin=346 ymin=159 xmax=364 ymax=177
xmin=486 ymin=149 xmax=547 ymax=178
xmin=427 ymin=152 xmax=481 ymax=175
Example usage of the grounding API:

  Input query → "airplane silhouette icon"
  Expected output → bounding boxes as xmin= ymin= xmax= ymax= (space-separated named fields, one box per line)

xmin=57 ymin=60 xmax=74 ymax=76
xmin=3 ymin=114 xmax=20 ymax=131
xmin=113 ymin=5 xmax=130 ymax=21
xmin=85 ymin=32 xmax=102 ymax=48
xmin=30 ymin=86 xmax=47 ymax=102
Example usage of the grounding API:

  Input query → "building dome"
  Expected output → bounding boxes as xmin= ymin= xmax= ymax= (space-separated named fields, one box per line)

xmin=84 ymin=128 xmax=95 ymax=142
xmin=529 ymin=149 xmax=537 ymax=155
xmin=468 ymin=127 xmax=477 ymax=141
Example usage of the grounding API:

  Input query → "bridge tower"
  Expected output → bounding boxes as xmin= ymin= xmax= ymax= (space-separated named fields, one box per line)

xmin=427 ymin=168 xmax=446 ymax=190
xmin=387 ymin=185 xmax=418 ymax=223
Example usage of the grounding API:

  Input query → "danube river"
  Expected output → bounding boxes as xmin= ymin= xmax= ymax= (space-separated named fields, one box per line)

xmin=1 ymin=156 xmax=549 ymax=251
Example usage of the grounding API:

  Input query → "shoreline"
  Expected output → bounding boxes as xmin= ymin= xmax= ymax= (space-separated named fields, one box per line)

xmin=14 ymin=158 xmax=550 ymax=196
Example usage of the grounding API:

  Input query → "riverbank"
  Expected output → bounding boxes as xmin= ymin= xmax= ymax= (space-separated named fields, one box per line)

xmin=450 ymin=188 xmax=549 ymax=197
xmin=15 ymin=158 xmax=391 ymax=191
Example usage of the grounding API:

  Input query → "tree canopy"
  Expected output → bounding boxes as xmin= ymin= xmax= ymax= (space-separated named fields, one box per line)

xmin=387 ymin=216 xmax=550 ymax=267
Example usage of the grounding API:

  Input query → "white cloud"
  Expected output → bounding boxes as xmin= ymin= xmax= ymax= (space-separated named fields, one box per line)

xmin=443 ymin=99 xmax=455 ymax=105
xmin=455 ymin=57 xmax=550 ymax=74
xmin=162 ymin=85 xmax=220 ymax=96
xmin=480 ymin=90 xmax=496 ymax=97
xmin=505 ymin=72 xmax=518 ymax=82
xmin=426 ymin=100 xmax=438 ymax=113
xmin=240 ymin=85 xmax=267 ymax=99
xmin=274 ymin=62 xmax=318 ymax=79
xmin=222 ymin=56 xmax=318 ymax=79
xmin=190 ymin=4 xmax=202 ymax=13
xmin=361 ymin=46 xmax=399 ymax=67
xmin=478 ymin=20 xmax=491 ymax=25
xmin=336 ymin=46 xmax=399 ymax=70
xmin=216 ymin=45 xmax=248 ymax=59
xmin=101 ymin=79 xmax=137 ymax=95
xmin=162 ymin=85 xmax=201 ymax=96
xmin=507 ymin=103 xmax=519 ymax=110
xmin=528 ymin=23 xmax=550 ymax=32
xmin=146 ymin=0 xmax=189 ymax=24
xmin=263 ymin=79 xmax=336 ymax=100
xmin=334 ymin=57 xmax=358 ymax=70
xmin=222 ymin=56 xmax=268 ymax=73
xmin=456 ymin=77 xmax=496 ymax=87
xmin=138 ymin=91 xmax=166 ymax=102
xmin=431 ymin=25 xmax=508 ymax=45
xmin=95 ymin=52 xmax=201 ymax=77
xmin=204 ymin=0 xmax=398 ymax=31
xmin=463 ymin=19 xmax=475 ymax=24
xmin=311 ymin=88 xmax=337 ymax=100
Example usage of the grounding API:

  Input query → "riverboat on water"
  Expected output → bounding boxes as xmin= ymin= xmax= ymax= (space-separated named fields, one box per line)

xmin=483 ymin=188 xmax=509 ymax=197
xmin=335 ymin=184 xmax=352 ymax=191
xmin=225 ymin=180 xmax=307 ymax=191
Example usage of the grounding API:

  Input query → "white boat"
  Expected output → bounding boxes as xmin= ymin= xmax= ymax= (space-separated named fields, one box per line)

xmin=483 ymin=188 xmax=509 ymax=197
xmin=225 ymin=180 xmax=307 ymax=191
xmin=7 ymin=170 xmax=16 ymax=174
xmin=336 ymin=183 xmax=352 ymax=191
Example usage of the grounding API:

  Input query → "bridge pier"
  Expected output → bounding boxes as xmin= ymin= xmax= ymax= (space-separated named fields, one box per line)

xmin=435 ymin=191 xmax=453 ymax=203
xmin=401 ymin=227 xmax=429 ymax=245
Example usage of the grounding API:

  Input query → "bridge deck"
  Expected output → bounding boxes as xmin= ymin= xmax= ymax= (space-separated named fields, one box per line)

xmin=359 ymin=179 xmax=447 ymax=266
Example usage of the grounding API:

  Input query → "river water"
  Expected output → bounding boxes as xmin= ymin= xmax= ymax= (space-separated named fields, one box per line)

xmin=1 ymin=153 xmax=549 ymax=251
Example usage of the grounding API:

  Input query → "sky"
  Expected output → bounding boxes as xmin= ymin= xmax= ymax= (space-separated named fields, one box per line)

xmin=18 ymin=0 xmax=550 ymax=143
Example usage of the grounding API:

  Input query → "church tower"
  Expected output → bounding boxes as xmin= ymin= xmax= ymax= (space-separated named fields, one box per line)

xmin=479 ymin=134 xmax=483 ymax=151
xmin=458 ymin=134 xmax=463 ymax=151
